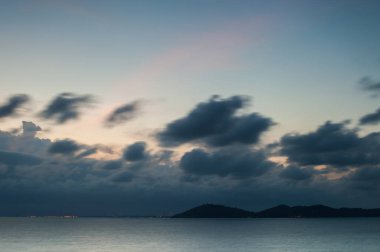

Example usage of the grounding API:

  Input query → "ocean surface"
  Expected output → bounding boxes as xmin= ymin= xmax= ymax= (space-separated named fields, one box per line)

xmin=0 ymin=217 xmax=380 ymax=252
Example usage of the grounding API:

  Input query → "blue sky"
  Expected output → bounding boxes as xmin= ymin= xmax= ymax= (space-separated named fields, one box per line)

xmin=1 ymin=0 xmax=380 ymax=143
xmin=0 ymin=0 xmax=380 ymax=215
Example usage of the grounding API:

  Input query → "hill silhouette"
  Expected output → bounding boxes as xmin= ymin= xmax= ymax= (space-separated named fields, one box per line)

xmin=172 ymin=204 xmax=255 ymax=218
xmin=172 ymin=204 xmax=380 ymax=218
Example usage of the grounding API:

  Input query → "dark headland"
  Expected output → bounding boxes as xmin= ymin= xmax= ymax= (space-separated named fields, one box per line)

xmin=172 ymin=204 xmax=380 ymax=218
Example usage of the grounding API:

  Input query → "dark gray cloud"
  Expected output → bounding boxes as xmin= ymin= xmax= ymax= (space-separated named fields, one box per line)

xmin=180 ymin=147 xmax=274 ymax=178
xmin=112 ymin=171 xmax=134 ymax=183
xmin=101 ymin=160 xmax=123 ymax=170
xmin=123 ymin=141 xmax=148 ymax=162
xmin=348 ymin=166 xmax=380 ymax=181
xmin=0 ymin=151 xmax=42 ymax=167
xmin=48 ymin=139 xmax=81 ymax=156
xmin=22 ymin=121 xmax=42 ymax=137
xmin=0 ymin=117 xmax=380 ymax=215
xmin=0 ymin=131 xmax=15 ymax=151
xmin=0 ymin=94 xmax=30 ymax=119
xmin=208 ymin=113 xmax=275 ymax=146
xmin=279 ymin=166 xmax=317 ymax=181
xmin=343 ymin=166 xmax=380 ymax=192
xmin=359 ymin=108 xmax=380 ymax=125
xmin=75 ymin=148 xmax=97 ymax=159
xmin=40 ymin=93 xmax=94 ymax=124
xmin=0 ymin=130 xmax=379 ymax=216
xmin=158 ymin=95 xmax=274 ymax=147
xmin=280 ymin=121 xmax=380 ymax=167
xmin=359 ymin=77 xmax=380 ymax=96
xmin=105 ymin=100 xmax=141 ymax=127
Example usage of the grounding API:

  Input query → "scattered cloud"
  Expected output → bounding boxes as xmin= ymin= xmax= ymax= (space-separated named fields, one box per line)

xmin=359 ymin=108 xmax=380 ymax=125
xmin=123 ymin=141 xmax=148 ymax=162
xmin=0 ymin=94 xmax=30 ymax=119
xmin=22 ymin=121 xmax=42 ymax=138
xmin=359 ymin=77 xmax=380 ymax=97
xmin=105 ymin=100 xmax=141 ymax=127
xmin=76 ymin=148 xmax=97 ymax=159
xmin=280 ymin=121 xmax=380 ymax=167
xmin=0 ymin=90 xmax=380 ymax=215
xmin=48 ymin=139 xmax=82 ymax=156
xmin=158 ymin=95 xmax=274 ymax=147
xmin=40 ymin=93 xmax=95 ymax=124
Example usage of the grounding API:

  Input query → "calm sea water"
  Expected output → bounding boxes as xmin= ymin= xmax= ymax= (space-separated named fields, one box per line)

xmin=0 ymin=217 xmax=379 ymax=252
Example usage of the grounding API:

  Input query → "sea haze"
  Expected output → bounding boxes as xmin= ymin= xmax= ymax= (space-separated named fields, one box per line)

xmin=1 ymin=218 xmax=380 ymax=252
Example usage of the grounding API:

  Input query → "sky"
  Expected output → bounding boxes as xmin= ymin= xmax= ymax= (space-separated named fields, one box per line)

xmin=0 ymin=0 xmax=380 ymax=216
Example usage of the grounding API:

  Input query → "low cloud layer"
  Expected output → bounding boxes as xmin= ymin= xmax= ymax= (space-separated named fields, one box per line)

xmin=0 ymin=150 xmax=43 ymax=167
xmin=279 ymin=165 xmax=317 ymax=181
xmin=180 ymin=147 xmax=274 ymax=178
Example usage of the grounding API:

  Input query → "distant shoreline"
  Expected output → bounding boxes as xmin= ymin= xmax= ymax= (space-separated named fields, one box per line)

xmin=3 ymin=204 xmax=380 ymax=218
xmin=171 ymin=204 xmax=380 ymax=218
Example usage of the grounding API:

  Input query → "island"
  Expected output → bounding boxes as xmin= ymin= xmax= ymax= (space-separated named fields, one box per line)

xmin=172 ymin=204 xmax=380 ymax=218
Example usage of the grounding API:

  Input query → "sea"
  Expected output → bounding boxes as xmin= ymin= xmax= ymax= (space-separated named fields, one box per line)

xmin=0 ymin=217 xmax=379 ymax=252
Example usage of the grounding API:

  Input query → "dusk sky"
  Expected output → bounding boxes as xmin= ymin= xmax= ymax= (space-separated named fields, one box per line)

xmin=1 ymin=0 xmax=380 ymax=216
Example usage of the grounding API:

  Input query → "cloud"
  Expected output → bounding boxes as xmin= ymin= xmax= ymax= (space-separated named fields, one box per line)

xmin=75 ymin=148 xmax=97 ymax=159
xmin=123 ymin=141 xmax=148 ymax=162
xmin=344 ymin=166 xmax=380 ymax=192
xmin=180 ymin=147 xmax=274 ymax=179
xmin=158 ymin=95 xmax=274 ymax=147
xmin=1 ymin=118 xmax=380 ymax=215
xmin=105 ymin=100 xmax=141 ymax=127
xmin=0 ymin=122 xmax=379 ymax=216
xmin=40 ymin=93 xmax=95 ymax=124
xmin=348 ymin=166 xmax=380 ymax=181
xmin=0 ymin=94 xmax=30 ymax=119
xmin=0 ymin=123 xmax=50 ymax=157
xmin=48 ymin=139 xmax=81 ymax=156
xmin=101 ymin=160 xmax=123 ymax=170
xmin=359 ymin=77 xmax=380 ymax=97
xmin=279 ymin=166 xmax=317 ymax=181
xmin=359 ymin=108 xmax=380 ymax=125
xmin=0 ymin=151 xmax=43 ymax=167
xmin=280 ymin=121 xmax=380 ymax=167
xmin=22 ymin=121 xmax=42 ymax=138
xmin=112 ymin=171 xmax=135 ymax=183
